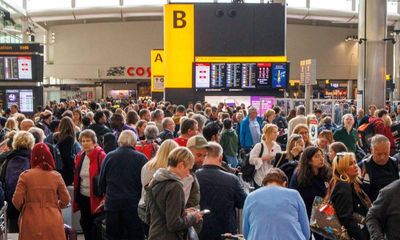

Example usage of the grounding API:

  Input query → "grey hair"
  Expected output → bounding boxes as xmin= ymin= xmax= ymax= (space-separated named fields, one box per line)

xmin=144 ymin=125 xmax=159 ymax=140
xmin=192 ymin=114 xmax=207 ymax=130
xmin=118 ymin=130 xmax=137 ymax=147
xmin=342 ymin=113 xmax=354 ymax=124
xmin=151 ymin=109 xmax=164 ymax=120
xmin=248 ymin=106 xmax=258 ymax=114
xmin=371 ymin=134 xmax=390 ymax=147
xmin=207 ymin=142 xmax=223 ymax=158
xmin=162 ymin=117 xmax=174 ymax=128
xmin=296 ymin=105 xmax=305 ymax=115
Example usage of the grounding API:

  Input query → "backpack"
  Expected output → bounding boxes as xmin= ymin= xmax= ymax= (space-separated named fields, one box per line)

xmin=279 ymin=160 xmax=298 ymax=183
xmin=240 ymin=143 xmax=264 ymax=182
xmin=136 ymin=141 xmax=158 ymax=160
xmin=49 ymin=143 xmax=63 ymax=171
xmin=358 ymin=123 xmax=375 ymax=152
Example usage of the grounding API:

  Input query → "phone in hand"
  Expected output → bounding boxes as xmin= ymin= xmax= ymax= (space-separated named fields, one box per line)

xmin=200 ymin=209 xmax=211 ymax=215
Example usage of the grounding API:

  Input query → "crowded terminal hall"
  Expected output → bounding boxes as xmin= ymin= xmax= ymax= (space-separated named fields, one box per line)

xmin=0 ymin=0 xmax=399 ymax=240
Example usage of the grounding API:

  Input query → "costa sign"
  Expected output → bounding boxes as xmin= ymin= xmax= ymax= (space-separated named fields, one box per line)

xmin=106 ymin=66 xmax=151 ymax=78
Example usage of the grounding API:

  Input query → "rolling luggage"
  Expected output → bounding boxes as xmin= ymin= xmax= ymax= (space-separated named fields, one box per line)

xmin=64 ymin=224 xmax=77 ymax=240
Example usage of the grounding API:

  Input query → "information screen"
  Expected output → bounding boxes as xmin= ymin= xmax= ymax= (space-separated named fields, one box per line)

xmin=5 ymin=89 xmax=33 ymax=112
xmin=0 ymin=56 xmax=32 ymax=80
xmin=194 ymin=62 xmax=289 ymax=90
xmin=272 ymin=63 xmax=287 ymax=88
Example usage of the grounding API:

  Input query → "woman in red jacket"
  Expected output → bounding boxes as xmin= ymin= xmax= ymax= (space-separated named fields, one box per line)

xmin=73 ymin=129 xmax=106 ymax=240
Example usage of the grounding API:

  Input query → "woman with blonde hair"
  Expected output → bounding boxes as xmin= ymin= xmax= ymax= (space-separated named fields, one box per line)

xmin=262 ymin=109 xmax=276 ymax=127
xmin=249 ymin=124 xmax=281 ymax=188
xmin=328 ymin=152 xmax=371 ymax=240
xmin=0 ymin=118 xmax=18 ymax=142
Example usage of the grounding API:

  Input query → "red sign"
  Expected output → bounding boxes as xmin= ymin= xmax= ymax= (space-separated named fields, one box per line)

xmin=126 ymin=67 xmax=151 ymax=77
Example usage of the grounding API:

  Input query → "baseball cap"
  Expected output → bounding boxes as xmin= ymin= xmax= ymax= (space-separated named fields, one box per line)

xmin=186 ymin=135 xmax=210 ymax=149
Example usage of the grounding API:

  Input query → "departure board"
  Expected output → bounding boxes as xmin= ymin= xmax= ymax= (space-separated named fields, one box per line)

xmin=241 ymin=63 xmax=256 ymax=88
xmin=210 ymin=63 xmax=225 ymax=88
xmin=5 ymin=89 xmax=34 ymax=112
xmin=226 ymin=63 xmax=241 ymax=88
xmin=0 ymin=56 xmax=32 ymax=80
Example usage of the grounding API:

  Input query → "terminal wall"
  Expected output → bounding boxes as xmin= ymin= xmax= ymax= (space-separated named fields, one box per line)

xmin=44 ymin=20 xmax=393 ymax=81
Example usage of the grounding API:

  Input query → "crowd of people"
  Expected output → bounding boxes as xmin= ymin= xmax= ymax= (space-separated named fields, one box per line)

xmin=0 ymin=98 xmax=398 ymax=240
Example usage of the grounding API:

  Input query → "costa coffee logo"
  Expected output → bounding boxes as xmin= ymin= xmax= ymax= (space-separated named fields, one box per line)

xmin=106 ymin=66 xmax=151 ymax=77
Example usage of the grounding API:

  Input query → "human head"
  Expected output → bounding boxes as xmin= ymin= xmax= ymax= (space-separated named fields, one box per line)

xmin=110 ymin=113 xmax=125 ymax=130
xmin=293 ymin=124 xmax=309 ymax=145
xmin=286 ymin=134 xmax=304 ymax=160
xmin=296 ymin=146 xmax=326 ymax=187
xmin=342 ymin=113 xmax=354 ymax=128
xmin=332 ymin=152 xmax=358 ymax=182
xmin=126 ymin=110 xmax=139 ymax=125
xmin=162 ymin=117 xmax=175 ymax=132
xmin=328 ymin=142 xmax=348 ymax=163
xmin=261 ymin=124 xmax=278 ymax=142
xmin=203 ymin=122 xmax=221 ymax=142
xmin=144 ymin=125 xmax=159 ymax=141
xmin=12 ymin=131 xmax=35 ymax=150
xmin=79 ymin=129 xmax=97 ymax=152
xmin=370 ymin=134 xmax=390 ymax=166
xmin=94 ymin=111 xmax=106 ymax=124
xmin=28 ymin=127 xmax=45 ymax=144
xmin=296 ymin=105 xmax=305 ymax=115
xmin=49 ymin=120 xmax=60 ymax=133
xmin=151 ymin=109 xmax=164 ymax=122
xmin=180 ymin=118 xmax=198 ymax=137
xmin=118 ymin=130 xmax=137 ymax=147
xmin=5 ymin=118 xmax=17 ymax=131
xmin=192 ymin=114 xmax=207 ymax=133
xmin=223 ymin=118 xmax=233 ymax=130
xmin=262 ymin=168 xmax=288 ymax=187
xmin=248 ymin=107 xmax=258 ymax=121
xmin=317 ymin=130 xmax=333 ymax=149
xmin=10 ymin=104 xmax=19 ymax=114
xmin=187 ymin=135 xmax=209 ymax=169
xmin=264 ymin=109 xmax=276 ymax=121
xmin=40 ymin=110 xmax=52 ymax=124
xmin=139 ymin=109 xmax=151 ymax=122
xmin=20 ymin=119 xmax=34 ymax=131
xmin=167 ymin=147 xmax=194 ymax=179
xmin=148 ymin=139 xmax=179 ymax=170
xmin=368 ymin=105 xmax=377 ymax=116
xmin=204 ymin=142 xmax=223 ymax=165
xmin=31 ymin=143 xmax=55 ymax=171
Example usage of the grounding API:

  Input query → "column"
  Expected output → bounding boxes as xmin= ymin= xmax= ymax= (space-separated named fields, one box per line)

xmin=347 ymin=80 xmax=354 ymax=99
xmin=357 ymin=0 xmax=387 ymax=110
xmin=394 ymin=21 xmax=400 ymax=100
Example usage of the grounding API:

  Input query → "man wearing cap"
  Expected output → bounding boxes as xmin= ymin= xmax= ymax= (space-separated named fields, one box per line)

xmin=187 ymin=135 xmax=209 ymax=171
xmin=195 ymin=142 xmax=247 ymax=240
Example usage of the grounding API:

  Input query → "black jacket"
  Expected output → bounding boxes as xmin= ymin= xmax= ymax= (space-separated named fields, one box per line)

xmin=331 ymin=181 xmax=370 ymax=240
xmin=159 ymin=129 xmax=175 ymax=143
xmin=58 ymin=135 xmax=75 ymax=185
xmin=99 ymin=146 xmax=147 ymax=211
xmin=195 ymin=165 xmax=247 ymax=240
xmin=88 ymin=123 xmax=112 ymax=143
xmin=366 ymin=179 xmax=400 ymax=240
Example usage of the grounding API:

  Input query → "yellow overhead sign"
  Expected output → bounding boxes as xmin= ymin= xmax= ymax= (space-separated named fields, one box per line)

xmin=151 ymin=49 xmax=165 ymax=92
xmin=195 ymin=56 xmax=287 ymax=63
xmin=164 ymin=4 xmax=194 ymax=88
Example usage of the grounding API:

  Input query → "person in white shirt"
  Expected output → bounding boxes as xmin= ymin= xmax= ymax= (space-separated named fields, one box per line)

xmin=288 ymin=105 xmax=307 ymax=137
xmin=249 ymin=124 xmax=282 ymax=188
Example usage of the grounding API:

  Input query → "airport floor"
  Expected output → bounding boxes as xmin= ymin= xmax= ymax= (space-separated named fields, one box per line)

xmin=7 ymin=233 xmax=85 ymax=239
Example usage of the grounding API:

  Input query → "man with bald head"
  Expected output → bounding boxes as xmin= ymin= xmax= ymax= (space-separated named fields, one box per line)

xmin=20 ymin=119 xmax=34 ymax=131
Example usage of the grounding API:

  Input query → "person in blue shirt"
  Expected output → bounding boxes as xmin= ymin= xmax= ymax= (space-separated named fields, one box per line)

xmin=242 ymin=168 xmax=310 ymax=240
xmin=240 ymin=107 xmax=262 ymax=150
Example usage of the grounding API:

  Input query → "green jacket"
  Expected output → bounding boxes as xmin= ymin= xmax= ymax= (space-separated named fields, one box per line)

xmin=220 ymin=129 xmax=239 ymax=157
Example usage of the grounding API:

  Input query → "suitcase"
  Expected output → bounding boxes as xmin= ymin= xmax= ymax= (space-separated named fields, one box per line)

xmin=64 ymin=224 xmax=77 ymax=240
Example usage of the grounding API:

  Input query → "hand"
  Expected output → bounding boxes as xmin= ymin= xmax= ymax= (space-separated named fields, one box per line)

xmin=291 ymin=146 xmax=302 ymax=157
xmin=193 ymin=210 xmax=203 ymax=223
xmin=262 ymin=154 xmax=275 ymax=162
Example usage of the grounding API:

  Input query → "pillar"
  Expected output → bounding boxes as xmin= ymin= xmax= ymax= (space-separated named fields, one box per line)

xmin=357 ymin=0 xmax=387 ymax=110
xmin=347 ymin=80 xmax=354 ymax=99
xmin=394 ymin=21 xmax=400 ymax=100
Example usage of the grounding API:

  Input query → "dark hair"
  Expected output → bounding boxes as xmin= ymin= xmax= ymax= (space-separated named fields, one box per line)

xmin=57 ymin=117 xmax=76 ymax=143
xmin=139 ymin=109 xmax=150 ymax=119
xmin=296 ymin=146 xmax=331 ymax=188
xmin=62 ymin=110 xmax=73 ymax=119
xmin=82 ymin=116 xmax=91 ymax=129
xmin=223 ymin=118 xmax=232 ymax=130
xmin=176 ymin=105 xmax=186 ymax=113
xmin=330 ymin=142 xmax=348 ymax=154
xmin=126 ymin=110 xmax=139 ymax=125
xmin=89 ymin=101 xmax=98 ymax=111
xmin=49 ymin=120 xmax=60 ymax=133
xmin=262 ymin=168 xmax=288 ymax=186
xmin=377 ymin=109 xmax=388 ymax=118
xmin=180 ymin=118 xmax=197 ymax=135
xmin=203 ymin=122 xmax=221 ymax=141
xmin=94 ymin=111 xmax=105 ymax=124
xmin=273 ymin=106 xmax=280 ymax=114
xmin=110 ymin=113 xmax=124 ymax=130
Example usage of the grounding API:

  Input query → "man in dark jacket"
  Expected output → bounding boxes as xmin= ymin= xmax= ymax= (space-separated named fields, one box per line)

xmin=88 ymin=111 xmax=112 ymax=145
xmin=159 ymin=117 xmax=176 ymax=143
xmin=366 ymin=179 xmax=400 ymax=240
xmin=195 ymin=142 xmax=247 ymax=240
xmin=99 ymin=130 xmax=148 ymax=240
xmin=359 ymin=135 xmax=399 ymax=202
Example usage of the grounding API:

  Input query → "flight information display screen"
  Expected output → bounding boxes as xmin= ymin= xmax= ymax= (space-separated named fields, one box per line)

xmin=5 ymin=89 xmax=33 ymax=112
xmin=0 ymin=56 xmax=32 ymax=80
xmin=194 ymin=62 xmax=289 ymax=91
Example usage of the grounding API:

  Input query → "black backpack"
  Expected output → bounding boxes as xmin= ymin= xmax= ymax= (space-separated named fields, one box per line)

xmin=240 ymin=143 xmax=264 ymax=182
xmin=358 ymin=123 xmax=376 ymax=153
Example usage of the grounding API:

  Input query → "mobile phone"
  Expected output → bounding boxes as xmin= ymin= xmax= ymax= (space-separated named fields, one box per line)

xmin=200 ymin=209 xmax=211 ymax=215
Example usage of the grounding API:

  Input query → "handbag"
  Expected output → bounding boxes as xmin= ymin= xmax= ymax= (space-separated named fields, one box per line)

xmin=309 ymin=196 xmax=350 ymax=240
xmin=92 ymin=152 xmax=103 ymax=197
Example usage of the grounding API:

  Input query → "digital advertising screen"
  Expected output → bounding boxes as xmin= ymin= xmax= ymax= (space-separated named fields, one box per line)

xmin=0 ymin=56 xmax=32 ymax=80
xmin=5 ymin=89 xmax=33 ymax=112
xmin=256 ymin=63 xmax=272 ymax=88
xmin=194 ymin=63 xmax=211 ymax=88
xmin=272 ymin=63 xmax=287 ymax=88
